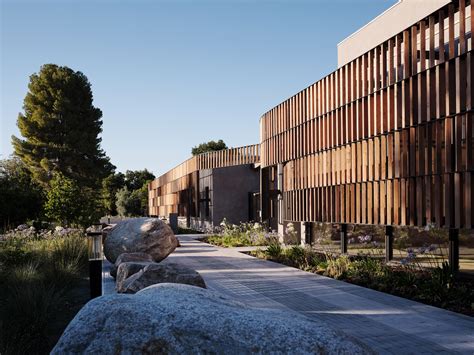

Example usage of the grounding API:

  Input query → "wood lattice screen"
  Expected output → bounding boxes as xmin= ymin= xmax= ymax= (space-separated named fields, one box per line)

xmin=148 ymin=144 xmax=260 ymax=217
xmin=260 ymin=0 xmax=474 ymax=228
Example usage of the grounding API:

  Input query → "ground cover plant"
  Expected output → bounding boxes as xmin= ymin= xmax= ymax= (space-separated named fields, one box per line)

xmin=251 ymin=243 xmax=474 ymax=317
xmin=204 ymin=219 xmax=278 ymax=247
xmin=0 ymin=226 xmax=90 ymax=354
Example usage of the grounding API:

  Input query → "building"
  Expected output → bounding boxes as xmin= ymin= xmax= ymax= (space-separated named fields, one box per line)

xmin=259 ymin=0 xmax=473 ymax=272
xmin=150 ymin=0 xmax=473 ymax=273
xmin=148 ymin=144 xmax=260 ymax=230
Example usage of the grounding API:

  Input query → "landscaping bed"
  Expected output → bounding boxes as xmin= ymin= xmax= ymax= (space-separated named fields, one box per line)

xmin=202 ymin=220 xmax=278 ymax=248
xmin=0 ymin=227 xmax=90 ymax=354
xmin=249 ymin=245 xmax=474 ymax=317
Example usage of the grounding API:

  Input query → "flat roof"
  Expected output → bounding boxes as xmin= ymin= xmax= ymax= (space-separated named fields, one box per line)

xmin=337 ymin=0 xmax=452 ymax=68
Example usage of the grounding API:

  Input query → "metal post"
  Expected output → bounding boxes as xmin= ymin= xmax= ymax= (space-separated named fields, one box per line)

xmin=186 ymin=187 xmax=192 ymax=228
xmin=87 ymin=225 xmax=103 ymax=299
xmin=169 ymin=213 xmax=178 ymax=233
xmin=449 ymin=228 xmax=459 ymax=273
xmin=305 ymin=222 xmax=312 ymax=245
xmin=385 ymin=225 xmax=394 ymax=263
xmin=340 ymin=223 xmax=348 ymax=254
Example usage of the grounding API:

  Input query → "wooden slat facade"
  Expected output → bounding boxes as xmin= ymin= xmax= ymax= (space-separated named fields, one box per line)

xmin=260 ymin=0 xmax=474 ymax=228
xmin=148 ymin=144 xmax=260 ymax=217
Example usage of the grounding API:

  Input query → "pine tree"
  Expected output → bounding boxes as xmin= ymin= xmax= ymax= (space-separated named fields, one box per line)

xmin=12 ymin=64 xmax=114 ymax=189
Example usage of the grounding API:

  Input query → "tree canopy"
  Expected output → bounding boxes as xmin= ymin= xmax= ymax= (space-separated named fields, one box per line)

xmin=12 ymin=64 xmax=114 ymax=189
xmin=0 ymin=157 xmax=44 ymax=230
xmin=124 ymin=169 xmax=155 ymax=191
xmin=114 ymin=170 xmax=154 ymax=217
xmin=101 ymin=172 xmax=125 ymax=216
xmin=191 ymin=139 xmax=228 ymax=156
xmin=44 ymin=172 xmax=103 ymax=227
xmin=101 ymin=170 xmax=155 ymax=217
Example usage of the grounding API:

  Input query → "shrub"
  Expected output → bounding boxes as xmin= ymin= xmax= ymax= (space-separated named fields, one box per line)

xmin=265 ymin=243 xmax=283 ymax=259
xmin=285 ymin=245 xmax=306 ymax=266
xmin=0 ymin=281 xmax=64 ymax=354
xmin=0 ymin=229 xmax=89 ymax=354
xmin=44 ymin=172 xmax=103 ymax=227
xmin=325 ymin=255 xmax=351 ymax=279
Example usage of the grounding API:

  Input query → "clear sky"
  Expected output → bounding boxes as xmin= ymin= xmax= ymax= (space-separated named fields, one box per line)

xmin=1 ymin=0 xmax=396 ymax=176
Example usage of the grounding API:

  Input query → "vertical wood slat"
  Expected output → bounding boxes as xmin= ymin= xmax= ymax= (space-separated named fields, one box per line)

xmin=152 ymin=1 xmax=473 ymax=230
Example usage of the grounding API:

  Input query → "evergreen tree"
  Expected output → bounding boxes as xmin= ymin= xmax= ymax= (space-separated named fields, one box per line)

xmin=102 ymin=172 xmax=125 ymax=215
xmin=12 ymin=64 xmax=114 ymax=189
xmin=191 ymin=139 xmax=227 ymax=156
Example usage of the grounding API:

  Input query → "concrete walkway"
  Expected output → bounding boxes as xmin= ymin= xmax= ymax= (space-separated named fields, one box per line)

xmin=159 ymin=235 xmax=474 ymax=354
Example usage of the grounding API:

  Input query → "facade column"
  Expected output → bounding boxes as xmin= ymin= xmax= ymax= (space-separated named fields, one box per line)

xmin=449 ymin=228 xmax=459 ymax=273
xmin=385 ymin=225 xmax=394 ymax=263
xmin=340 ymin=223 xmax=348 ymax=254
xmin=169 ymin=213 xmax=178 ymax=233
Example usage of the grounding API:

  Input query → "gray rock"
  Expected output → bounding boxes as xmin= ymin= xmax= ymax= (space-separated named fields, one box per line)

xmin=110 ymin=252 xmax=153 ymax=278
xmin=52 ymin=283 xmax=371 ymax=354
xmin=16 ymin=224 xmax=28 ymax=231
xmin=117 ymin=263 xmax=206 ymax=293
xmin=115 ymin=261 xmax=153 ymax=291
xmin=104 ymin=218 xmax=178 ymax=263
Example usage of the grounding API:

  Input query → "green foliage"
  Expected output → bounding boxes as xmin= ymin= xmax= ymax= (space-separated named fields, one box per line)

xmin=325 ymin=255 xmax=351 ymax=279
xmin=265 ymin=243 xmax=283 ymax=258
xmin=44 ymin=172 xmax=103 ymax=227
xmin=124 ymin=169 xmax=155 ymax=191
xmin=115 ymin=184 xmax=148 ymax=217
xmin=130 ymin=183 xmax=150 ymax=216
xmin=0 ymin=157 xmax=44 ymax=230
xmin=12 ymin=64 xmax=114 ymax=189
xmin=114 ymin=171 xmax=154 ymax=217
xmin=101 ymin=172 xmax=125 ymax=215
xmin=0 ymin=229 xmax=89 ymax=354
xmin=207 ymin=233 xmax=250 ymax=248
xmin=191 ymin=139 xmax=228 ymax=156
xmin=116 ymin=186 xmax=133 ymax=217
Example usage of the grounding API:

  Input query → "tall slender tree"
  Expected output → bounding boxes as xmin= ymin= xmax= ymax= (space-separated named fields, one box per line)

xmin=12 ymin=64 xmax=114 ymax=189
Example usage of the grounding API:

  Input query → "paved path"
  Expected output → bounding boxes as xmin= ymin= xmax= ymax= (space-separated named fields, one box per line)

xmin=159 ymin=235 xmax=474 ymax=354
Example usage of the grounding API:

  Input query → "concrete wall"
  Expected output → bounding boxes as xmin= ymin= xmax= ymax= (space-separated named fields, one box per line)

xmin=212 ymin=164 xmax=260 ymax=226
xmin=337 ymin=0 xmax=451 ymax=68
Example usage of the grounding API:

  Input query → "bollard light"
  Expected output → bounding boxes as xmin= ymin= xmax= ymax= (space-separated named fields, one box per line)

xmin=86 ymin=223 xmax=103 ymax=299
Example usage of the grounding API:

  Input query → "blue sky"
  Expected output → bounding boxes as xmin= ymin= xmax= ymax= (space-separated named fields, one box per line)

xmin=1 ymin=0 xmax=396 ymax=176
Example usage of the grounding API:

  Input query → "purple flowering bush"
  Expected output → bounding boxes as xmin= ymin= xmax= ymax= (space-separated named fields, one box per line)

xmin=206 ymin=220 xmax=279 ymax=247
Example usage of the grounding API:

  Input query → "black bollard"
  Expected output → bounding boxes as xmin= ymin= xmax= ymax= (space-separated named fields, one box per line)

xmin=87 ymin=227 xmax=103 ymax=299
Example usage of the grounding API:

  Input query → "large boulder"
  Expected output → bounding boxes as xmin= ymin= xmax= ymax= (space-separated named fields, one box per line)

xmin=115 ymin=261 xmax=154 ymax=290
xmin=110 ymin=252 xmax=154 ymax=278
xmin=104 ymin=218 xmax=178 ymax=263
xmin=117 ymin=263 xmax=206 ymax=293
xmin=52 ymin=284 xmax=370 ymax=354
